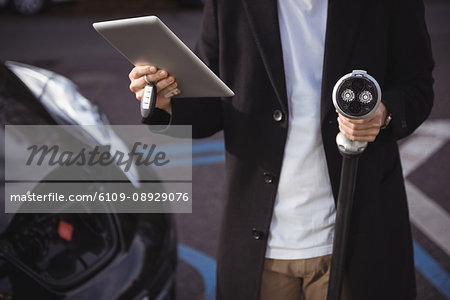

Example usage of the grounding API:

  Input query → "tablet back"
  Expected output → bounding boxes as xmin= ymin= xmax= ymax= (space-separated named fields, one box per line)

xmin=93 ymin=16 xmax=234 ymax=98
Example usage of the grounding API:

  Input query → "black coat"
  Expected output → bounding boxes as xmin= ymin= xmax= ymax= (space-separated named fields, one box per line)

xmin=147 ymin=0 xmax=434 ymax=298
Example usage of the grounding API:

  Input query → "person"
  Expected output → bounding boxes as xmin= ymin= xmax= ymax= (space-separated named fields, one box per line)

xmin=128 ymin=0 xmax=434 ymax=299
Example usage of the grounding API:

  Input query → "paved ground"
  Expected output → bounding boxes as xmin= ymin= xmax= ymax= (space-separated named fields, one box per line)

xmin=0 ymin=0 xmax=449 ymax=299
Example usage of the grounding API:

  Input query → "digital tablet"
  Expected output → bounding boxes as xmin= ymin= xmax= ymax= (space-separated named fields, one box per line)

xmin=93 ymin=16 xmax=234 ymax=98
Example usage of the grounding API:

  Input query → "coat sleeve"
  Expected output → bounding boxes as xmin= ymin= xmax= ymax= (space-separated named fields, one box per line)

xmin=143 ymin=0 xmax=223 ymax=139
xmin=381 ymin=0 xmax=434 ymax=141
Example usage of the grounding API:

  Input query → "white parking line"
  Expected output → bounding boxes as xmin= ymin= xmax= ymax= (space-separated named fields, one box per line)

xmin=399 ymin=119 xmax=450 ymax=256
xmin=406 ymin=181 xmax=450 ymax=256
xmin=400 ymin=135 xmax=447 ymax=177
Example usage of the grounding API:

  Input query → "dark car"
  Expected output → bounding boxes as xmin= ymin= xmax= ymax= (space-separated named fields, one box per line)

xmin=0 ymin=61 xmax=177 ymax=299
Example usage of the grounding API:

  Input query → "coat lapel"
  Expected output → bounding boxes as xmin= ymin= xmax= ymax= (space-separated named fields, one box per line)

xmin=240 ymin=0 xmax=365 ymax=122
xmin=240 ymin=0 xmax=288 ymax=113
xmin=320 ymin=0 xmax=366 ymax=123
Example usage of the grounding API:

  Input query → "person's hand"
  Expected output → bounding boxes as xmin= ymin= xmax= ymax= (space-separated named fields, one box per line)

xmin=128 ymin=65 xmax=180 ymax=115
xmin=337 ymin=102 xmax=388 ymax=142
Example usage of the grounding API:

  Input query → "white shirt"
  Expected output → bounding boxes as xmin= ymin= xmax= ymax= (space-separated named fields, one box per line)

xmin=265 ymin=0 xmax=336 ymax=260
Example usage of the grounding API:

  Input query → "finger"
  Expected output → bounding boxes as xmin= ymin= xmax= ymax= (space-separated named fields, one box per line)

xmin=129 ymin=66 xmax=156 ymax=80
xmin=129 ymin=77 xmax=147 ymax=93
xmin=146 ymin=70 xmax=169 ymax=83
xmin=339 ymin=123 xmax=380 ymax=140
xmin=159 ymin=82 xmax=179 ymax=98
xmin=338 ymin=115 xmax=367 ymax=124
xmin=339 ymin=115 xmax=377 ymax=126
xmin=345 ymin=127 xmax=380 ymax=138
xmin=130 ymin=73 xmax=173 ymax=94
xmin=339 ymin=118 xmax=381 ymax=136
xmin=337 ymin=115 xmax=369 ymax=130
xmin=338 ymin=115 xmax=381 ymax=130
xmin=339 ymin=123 xmax=378 ymax=142
xmin=156 ymin=76 xmax=176 ymax=92
xmin=136 ymin=90 xmax=143 ymax=101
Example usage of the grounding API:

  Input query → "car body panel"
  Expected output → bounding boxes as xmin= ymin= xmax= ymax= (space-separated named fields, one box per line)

xmin=0 ymin=61 xmax=177 ymax=299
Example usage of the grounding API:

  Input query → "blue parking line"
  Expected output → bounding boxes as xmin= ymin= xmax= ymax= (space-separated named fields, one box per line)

xmin=137 ymin=139 xmax=224 ymax=157
xmin=174 ymin=140 xmax=225 ymax=166
xmin=414 ymin=241 xmax=450 ymax=299
xmin=138 ymin=140 xmax=225 ymax=167
xmin=178 ymin=244 xmax=217 ymax=300
xmin=193 ymin=154 xmax=225 ymax=165
xmin=192 ymin=140 xmax=225 ymax=154
xmin=178 ymin=241 xmax=450 ymax=300
xmin=178 ymin=139 xmax=450 ymax=299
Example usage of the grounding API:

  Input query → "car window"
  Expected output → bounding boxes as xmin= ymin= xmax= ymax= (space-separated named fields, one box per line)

xmin=0 ymin=66 xmax=55 ymax=126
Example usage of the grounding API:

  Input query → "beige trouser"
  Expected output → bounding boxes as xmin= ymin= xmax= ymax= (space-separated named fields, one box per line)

xmin=259 ymin=255 xmax=351 ymax=300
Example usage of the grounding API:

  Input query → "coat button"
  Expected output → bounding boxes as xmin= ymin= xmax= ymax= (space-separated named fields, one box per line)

xmin=263 ymin=172 xmax=274 ymax=184
xmin=273 ymin=110 xmax=283 ymax=122
xmin=252 ymin=228 xmax=264 ymax=240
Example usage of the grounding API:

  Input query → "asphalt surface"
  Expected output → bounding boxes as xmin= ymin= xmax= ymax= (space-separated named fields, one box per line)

xmin=0 ymin=0 xmax=449 ymax=299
